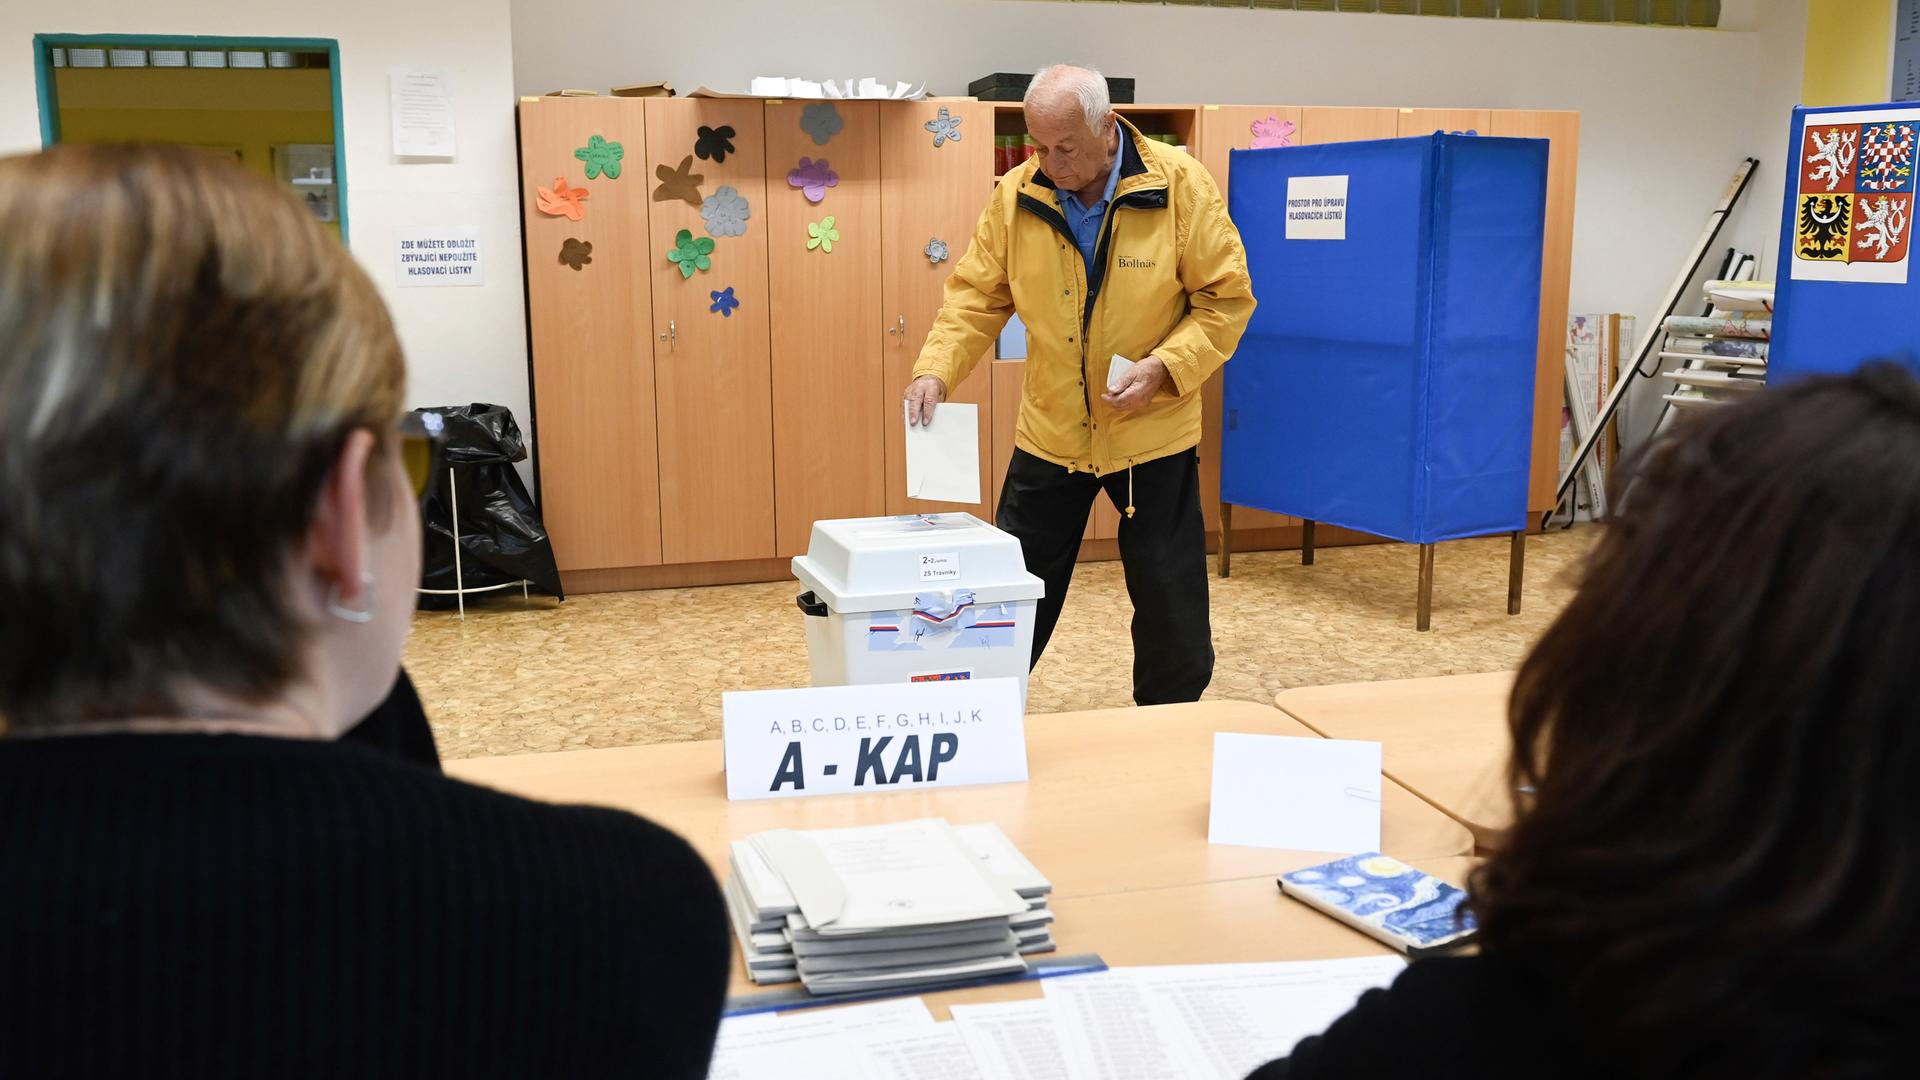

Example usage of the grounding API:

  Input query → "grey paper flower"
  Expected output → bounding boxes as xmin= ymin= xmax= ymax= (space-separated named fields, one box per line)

xmin=925 ymin=237 xmax=949 ymax=264
xmin=925 ymin=105 xmax=963 ymax=148
xmin=701 ymin=185 xmax=751 ymax=238
xmin=800 ymin=102 xmax=844 ymax=147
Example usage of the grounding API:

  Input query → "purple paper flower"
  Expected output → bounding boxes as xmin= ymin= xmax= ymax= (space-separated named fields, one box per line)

xmin=787 ymin=156 xmax=839 ymax=204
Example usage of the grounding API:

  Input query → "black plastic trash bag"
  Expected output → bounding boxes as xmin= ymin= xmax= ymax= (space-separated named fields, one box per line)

xmin=414 ymin=403 xmax=564 ymax=608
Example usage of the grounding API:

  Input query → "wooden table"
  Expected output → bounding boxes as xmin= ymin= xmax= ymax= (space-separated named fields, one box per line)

xmin=447 ymin=700 xmax=1474 ymax=1012
xmin=1275 ymin=672 xmax=1515 ymax=849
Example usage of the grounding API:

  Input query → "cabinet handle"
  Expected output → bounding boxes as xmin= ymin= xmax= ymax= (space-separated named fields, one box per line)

xmin=887 ymin=315 xmax=906 ymax=343
xmin=658 ymin=319 xmax=677 ymax=350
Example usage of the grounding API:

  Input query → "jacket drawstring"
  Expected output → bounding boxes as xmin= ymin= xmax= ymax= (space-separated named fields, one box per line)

xmin=1125 ymin=461 xmax=1136 ymax=518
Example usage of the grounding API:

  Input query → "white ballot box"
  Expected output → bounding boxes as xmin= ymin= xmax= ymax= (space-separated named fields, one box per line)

xmin=791 ymin=513 xmax=1044 ymax=702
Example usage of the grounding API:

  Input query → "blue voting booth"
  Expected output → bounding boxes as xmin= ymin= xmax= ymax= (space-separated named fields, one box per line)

xmin=1220 ymin=133 xmax=1548 ymax=628
xmin=1772 ymin=102 xmax=1920 ymax=382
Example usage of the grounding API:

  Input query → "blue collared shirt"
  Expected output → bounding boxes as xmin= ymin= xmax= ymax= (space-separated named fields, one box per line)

xmin=1057 ymin=124 xmax=1123 ymax=276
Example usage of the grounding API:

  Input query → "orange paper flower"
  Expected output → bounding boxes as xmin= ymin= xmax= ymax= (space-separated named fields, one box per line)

xmin=536 ymin=176 xmax=590 ymax=221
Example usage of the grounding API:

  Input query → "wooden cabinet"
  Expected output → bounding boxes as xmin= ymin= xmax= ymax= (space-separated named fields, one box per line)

xmin=517 ymin=97 xmax=662 ymax=572
xmin=765 ymin=100 xmax=885 ymax=556
xmin=880 ymin=100 xmax=995 ymax=519
xmin=644 ymin=98 xmax=777 ymax=564
xmin=1396 ymin=108 xmax=1492 ymax=137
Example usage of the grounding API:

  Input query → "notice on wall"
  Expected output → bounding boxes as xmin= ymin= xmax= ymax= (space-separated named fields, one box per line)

xmin=1897 ymin=0 xmax=1920 ymax=102
xmin=396 ymin=226 xmax=484 ymax=287
xmin=1789 ymin=107 xmax=1919 ymax=286
xmin=390 ymin=68 xmax=457 ymax=158
xmin=1285 ymin=174 xmax=1349 ymax=241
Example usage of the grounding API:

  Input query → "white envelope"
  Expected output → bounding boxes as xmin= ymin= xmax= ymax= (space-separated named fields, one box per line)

xmin=904 ymin=401 xmax=981 ymax=503
xmin=1207 ymin=733 xmax=1383 ymax=854
xmin=1107 ymin=354 xmax=1134 ymax=392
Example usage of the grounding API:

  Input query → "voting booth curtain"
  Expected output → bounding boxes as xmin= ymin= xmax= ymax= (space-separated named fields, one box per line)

xmin=1221 ymin=133 xmax=1548 ymax=545
xmin=1772 ymin=102 xmax=1920 ymax=383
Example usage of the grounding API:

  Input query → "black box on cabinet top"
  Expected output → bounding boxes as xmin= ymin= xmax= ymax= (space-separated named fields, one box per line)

xmin=967 ymin=72 xmax=1135 ymax=103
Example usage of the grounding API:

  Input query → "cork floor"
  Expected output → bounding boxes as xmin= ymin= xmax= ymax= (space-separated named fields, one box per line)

xmin=406 ymin=528 xmax=1598 ymax=761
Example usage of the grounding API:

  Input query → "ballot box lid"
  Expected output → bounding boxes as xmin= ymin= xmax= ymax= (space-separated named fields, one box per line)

xmin=791 ymin=513 xmax=1045 ymax=613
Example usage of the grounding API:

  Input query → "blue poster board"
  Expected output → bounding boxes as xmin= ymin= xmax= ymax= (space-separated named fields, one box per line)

xmin=1222 ymin=133 xmax=1548 ymax=545
xmin=1772 ymin=102 xmax=1920 ymax=382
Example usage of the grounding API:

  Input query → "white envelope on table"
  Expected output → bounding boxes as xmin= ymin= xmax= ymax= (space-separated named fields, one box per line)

xmin=1207 ymin=732 xmax=1383 ymax=854
xmin=904 ymin=401 xmax=981 ymax=503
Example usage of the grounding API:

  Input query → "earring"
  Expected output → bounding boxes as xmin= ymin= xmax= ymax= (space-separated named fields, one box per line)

xmin=326 ymin=572 xmax=377 ymax=624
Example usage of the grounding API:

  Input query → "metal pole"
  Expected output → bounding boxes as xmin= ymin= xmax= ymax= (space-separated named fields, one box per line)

xmin=1552 ymin=158 xmax=1758 ymax=517
xmin=449 ymin=466 xmax=465 ymax=621
xmin=1416 ymin=543 xmax=1435 ymax=632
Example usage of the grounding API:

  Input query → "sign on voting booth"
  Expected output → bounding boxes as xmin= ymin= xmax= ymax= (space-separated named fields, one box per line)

xmin=721 ymin=677 xmax=1030 ymax=801
xmin=1771 ymin=102 xmax=1920 ymax=382
xmin=1221 ymin=133 xmax=1548 ymax=544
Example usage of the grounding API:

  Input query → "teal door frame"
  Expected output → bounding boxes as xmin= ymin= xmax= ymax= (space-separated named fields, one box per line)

xmin=32 ymin=33 xmax=349 ymax=243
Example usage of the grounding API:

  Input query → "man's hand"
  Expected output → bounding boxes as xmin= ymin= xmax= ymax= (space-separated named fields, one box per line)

xmin=904 ymin=374 xmax=947 ymax=427
xmin=1101 ymin=355 xmax=1171 ymax=412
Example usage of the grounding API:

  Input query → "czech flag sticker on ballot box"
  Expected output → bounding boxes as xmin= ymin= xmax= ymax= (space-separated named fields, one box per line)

xmin=792 ymin=514 xmax=1044 ymax=705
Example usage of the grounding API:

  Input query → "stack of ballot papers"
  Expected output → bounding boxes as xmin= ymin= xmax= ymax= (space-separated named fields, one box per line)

xmin=725 ymin=819 xmax=1055 ymax=995
xmin=708 ymin=956 xmax=1408 ymax=1080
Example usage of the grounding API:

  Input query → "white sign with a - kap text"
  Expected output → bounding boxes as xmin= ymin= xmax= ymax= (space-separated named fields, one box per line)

xmin=722 ymin=677 xmax=1028 ymax=801
xmin=396 ymin=225 xmax=484 ymax=287
xmin=1286 ymin=174 xmax=1349 ymax=241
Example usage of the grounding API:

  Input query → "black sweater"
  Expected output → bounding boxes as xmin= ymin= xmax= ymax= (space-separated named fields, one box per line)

xmin=0 ymin=732 xmax=730 ymax=1079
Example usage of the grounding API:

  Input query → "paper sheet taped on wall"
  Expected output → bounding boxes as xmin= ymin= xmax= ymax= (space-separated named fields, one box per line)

xmin=904 ymin=402 xmax=981 ymax=503
xmin=390 ymin=68 xmax=456 ymax=158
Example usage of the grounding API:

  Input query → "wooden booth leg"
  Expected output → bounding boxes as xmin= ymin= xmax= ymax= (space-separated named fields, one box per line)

xmin=1301 ymin=519 xmax=1316 ymax=566
xmin=1219 ymin=502 xmax=1233 ymax=579
xmin=1507 ymin=530 xmax=1525 ymax=616
xmin=1416 ymin=542 xmax=1435 ymax=632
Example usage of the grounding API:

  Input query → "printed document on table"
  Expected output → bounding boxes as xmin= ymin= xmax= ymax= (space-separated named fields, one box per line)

xmin=950 ymin=999 xmax=1070 ymax=1080
xmin=905 ymin=401 xmax=981 ymax=503
xmin=856 ymin=1024 xmax=986 ymax=1080
xmin=1042 ymin=958 xmax=1405 ymax=1080
xmin=754 ymin=819 xmax=1028 ymax=934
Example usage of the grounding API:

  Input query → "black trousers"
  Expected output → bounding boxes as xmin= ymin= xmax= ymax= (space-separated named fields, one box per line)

xmin=996 ymin=447 xmax=1213 ymax=705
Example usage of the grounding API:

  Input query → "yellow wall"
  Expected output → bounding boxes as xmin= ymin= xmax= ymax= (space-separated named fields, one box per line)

xmin=1802 ymin=0 xmax=1895 ymax=106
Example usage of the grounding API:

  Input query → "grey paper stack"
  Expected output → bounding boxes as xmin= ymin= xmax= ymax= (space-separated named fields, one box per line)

xmin=724 ymin=819 xmax=1055 ymax=995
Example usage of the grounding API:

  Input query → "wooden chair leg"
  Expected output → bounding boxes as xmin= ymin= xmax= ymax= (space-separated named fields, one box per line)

xmin=1219 ymin=502 xmax=1233 ymax=579
xmin=1508 ymin=530 xmax=1525 ymax=616
xmin=1302 ymin=518 xmax=1316 ymax=566
xmin=1416 ymin=542 xmax=1435 ymax=632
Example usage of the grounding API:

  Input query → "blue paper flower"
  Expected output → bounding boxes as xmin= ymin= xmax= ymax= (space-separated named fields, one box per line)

xmin=925 ymin=105 xmax=963 ymax=148
xmin=710 ymin=286 xmax=740 ymax=317
xmin=701 ymin=185 xmax=751 ymax=238
xmin=800 ymin=102 xmax=844 ymax=147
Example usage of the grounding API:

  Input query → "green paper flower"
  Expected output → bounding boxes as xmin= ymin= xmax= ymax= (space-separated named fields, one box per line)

xmin=574 ymin=134 xmax=625 ymax=179
xmin=667 ymin=228 xmax=715 ymax=277
xmin=806 ymin=215 xmax=840 ymax=254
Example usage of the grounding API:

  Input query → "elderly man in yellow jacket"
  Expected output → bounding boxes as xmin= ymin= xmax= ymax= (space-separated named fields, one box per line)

xmin=904 ymin=64 xmax=1255 ymax=704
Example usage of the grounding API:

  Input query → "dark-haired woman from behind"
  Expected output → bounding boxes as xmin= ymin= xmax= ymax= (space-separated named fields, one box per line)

xmin=1250 ymin=362 xmax=1920 ymax=1079
xmin=0 ymin=144 xmax=729 ymax=1078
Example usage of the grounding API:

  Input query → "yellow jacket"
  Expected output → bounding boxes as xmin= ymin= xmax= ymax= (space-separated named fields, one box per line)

xmin=912 ymin=118 xmax=1256 ymax=477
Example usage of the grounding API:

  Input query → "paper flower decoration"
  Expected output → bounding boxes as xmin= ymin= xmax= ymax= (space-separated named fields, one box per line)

xmin=573 ymin=134 xmax=625 ymax=179
xmin=787 ymin=157 xmax=839 ymax=204
xmin=694 ymin=124 xmax=736 ymax=164
xmin=653 ymin=155 xmax=706 ymax=207
xmin=709 ymin=286 xmax=739 ymax=317
xmin=558 ymin=238 xmax=593 ymax=271
xmin=535 ymin=176 xmax=590 ymax=221
xmin=666 ymin=228 xmax=715 ymax=278
xmin=701 ymin=185 xmax=751 ymax=238
xmin=806 ymin=215 xmax=840 ymax=254
xmin=925 ymin=106 xmax=963 ymax=148
xmin=925 ymin=237 xmax=949 ymax=264
xmin=1249 ymin=116 xmax=1296 ymax=150
xmin=800 ymin=102 xmax=844 ymax=146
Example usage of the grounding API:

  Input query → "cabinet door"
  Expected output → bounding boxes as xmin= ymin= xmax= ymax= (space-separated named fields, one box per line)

xmin=518 ymin=97 xmax=662 ymax=571
xmin=1396 ymin=108 xmax=1492 ymax=138
xmin=1299 ymin=107 xmax=1398 ymax=145
xmin=1196 ymin=105 xmax=1303 ymax=537
xmin=765 ymin=100 xmax=885 ymax=556
xmin=644 ymin=98 xmax=776 ymax=563
xmin=1489 ymin=110 xmax=1580 ymax=514
xmin=880 ymin=100 xmax=995 ymax=518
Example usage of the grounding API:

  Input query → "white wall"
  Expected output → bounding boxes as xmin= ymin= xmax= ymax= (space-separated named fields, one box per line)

xmin=513 ymin=0 xmax=1809 ymax=456
xmin=0 ymin=1 xmax=533 ymax=474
